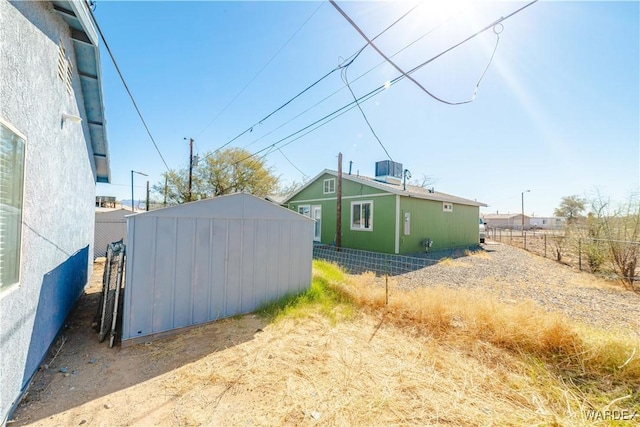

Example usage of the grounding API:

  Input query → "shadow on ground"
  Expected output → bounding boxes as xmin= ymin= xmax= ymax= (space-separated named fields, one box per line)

xmin=10 ymin=260 xmax=268 ymax=425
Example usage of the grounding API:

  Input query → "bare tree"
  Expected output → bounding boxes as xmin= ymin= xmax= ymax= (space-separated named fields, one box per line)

xmin=591 ymin=194 xmax=640 ymax=289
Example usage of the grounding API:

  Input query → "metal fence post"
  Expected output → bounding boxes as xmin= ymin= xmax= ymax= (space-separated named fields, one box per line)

xmin=578 ymin=238 xmax=582 ymax=271
xmin=524 ymin=231 xmax=527 ymax=251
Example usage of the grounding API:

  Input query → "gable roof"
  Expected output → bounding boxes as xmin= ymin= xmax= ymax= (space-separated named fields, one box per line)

xmin=52 ymin=0 xmax=110 ymax=183
xmin=283 ymin=169 xmax=487 ymax=207
xmin=129 ymin=192 xmax=314 ymax=221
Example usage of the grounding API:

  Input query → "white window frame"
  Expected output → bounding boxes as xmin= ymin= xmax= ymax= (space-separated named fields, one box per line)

xmin=350 ymin=200 xmax=373 ymax=231
xmin=298 ymin=205 xmax=310 ymax=217
xmin=0 ymin=119 xmax=26 ymax=294
xmin=443 ymin=202 xmax=453 ymax=212
xmin=323 ymin=178 xmax=335 ymax=194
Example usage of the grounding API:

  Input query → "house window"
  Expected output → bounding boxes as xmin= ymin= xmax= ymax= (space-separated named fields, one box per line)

xmin=298 ymin=205 xmax=310 ymax=217
xmin=0 ymin=121 xmax=25 ymax=291
xmin=323 ymin=178 xmax=335 ymax=194
xmin=351 ymin=201 xmax=373 ymax=231
xmin=443 ymin=202 xmax=453 ymax=212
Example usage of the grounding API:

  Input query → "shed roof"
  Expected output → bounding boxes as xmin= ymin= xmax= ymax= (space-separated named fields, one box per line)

xmin=284 ymin=169 xmax=487 ymax=207
xmin=52 ymin=0 xmax=110 ymax=183
xmin=128 ymin=193 xmax=314 ymax=221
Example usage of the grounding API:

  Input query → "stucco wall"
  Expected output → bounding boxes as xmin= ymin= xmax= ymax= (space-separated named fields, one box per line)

xmin=0 ymin=1 xmax=96 ymax=421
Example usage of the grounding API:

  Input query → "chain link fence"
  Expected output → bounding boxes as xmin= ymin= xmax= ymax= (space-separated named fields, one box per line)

xmin=94 ymin=240 xmax=126 ymax=347
xmin=94 ymin=219 xmax=126 ymax=259
xmin=312 ymin=244 xmax=441 ymax=276
xmin=488 ymin=228 xmax=640 ymax=288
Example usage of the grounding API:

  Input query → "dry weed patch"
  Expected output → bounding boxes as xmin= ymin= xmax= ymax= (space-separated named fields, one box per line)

xmin=162 ymin=260 xmax=639 ymax=426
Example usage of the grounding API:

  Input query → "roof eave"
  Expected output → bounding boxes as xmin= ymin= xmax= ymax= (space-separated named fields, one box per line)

xmin=53 ymin=0 xmax=111 ymax=183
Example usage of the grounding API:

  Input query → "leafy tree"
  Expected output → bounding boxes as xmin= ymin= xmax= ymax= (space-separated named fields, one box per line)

xmin=153 ymin=148 xmax=279 ymax=205
xmin=554 ymin=195 xmax=586 ymax=223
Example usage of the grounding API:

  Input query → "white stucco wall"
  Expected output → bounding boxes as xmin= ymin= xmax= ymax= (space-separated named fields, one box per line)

xmin=0 ymin=1 xmax=97 ymax=421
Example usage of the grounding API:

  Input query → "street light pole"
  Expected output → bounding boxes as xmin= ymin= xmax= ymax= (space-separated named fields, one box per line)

xmin=131 ymin=170 xmax=148 ymax=212
xmin=521 ymin=189 xmax=530 ymax=234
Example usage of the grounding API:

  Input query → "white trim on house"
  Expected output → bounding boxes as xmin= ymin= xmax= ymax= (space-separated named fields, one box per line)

xmin=283 ymin=169 xmax=486 ymax=207
xmin=350 ymin=200 xmax=373 ymax=231
xmin=288 ymin=192 xmax=393 ymax=205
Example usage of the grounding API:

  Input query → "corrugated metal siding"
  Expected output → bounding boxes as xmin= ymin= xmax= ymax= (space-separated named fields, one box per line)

xmin=122 ymin=207 xmax=313 ymax=342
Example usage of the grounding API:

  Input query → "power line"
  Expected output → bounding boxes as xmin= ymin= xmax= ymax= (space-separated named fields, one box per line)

xmin=277 ymin=148 xmax=309 ymax=179
xmin=207 ymin=1 xmax=422 ymax=157
xmin=87 ymin=5 xmax=170 ymax=171
xmin=237 ymin=14 xmax=457 ymax=153
xmin=195 ymin=1 xmax=325 ymax=139
xmin=235 ymin=1 xmax=539 ymax=166
xmin=341 ymin=66 xmax=393 ymax=160
xmin=330 ymin=0 xmax=538 ymax=106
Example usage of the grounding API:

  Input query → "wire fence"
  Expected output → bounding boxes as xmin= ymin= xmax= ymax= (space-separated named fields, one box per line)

xmin=94 ymin=240 xmax=126 ymax=347
xmin=488 ymin=228 xmax=640 ymax=287
xmin=312 ymin=244 xmax=441 ymax=276
xmin=94 ymin=219 xmax=126 ymax=259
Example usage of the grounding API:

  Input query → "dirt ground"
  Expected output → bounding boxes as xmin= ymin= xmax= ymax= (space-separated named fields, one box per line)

xmin=9 ymin=259 xmax=268 ymax=426
xmin=9 ymin=251 xmax=639 ymax=426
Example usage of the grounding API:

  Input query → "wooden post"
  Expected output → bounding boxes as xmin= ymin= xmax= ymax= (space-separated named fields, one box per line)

xmin=578 ymin=239 xmax=582 ymax=270
xmin=336 ymin=152 xmax=342 ymax=251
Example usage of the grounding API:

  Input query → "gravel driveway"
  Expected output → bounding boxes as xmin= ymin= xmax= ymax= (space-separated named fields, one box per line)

xmin=392 ymin=242 xmax=640 ymax=335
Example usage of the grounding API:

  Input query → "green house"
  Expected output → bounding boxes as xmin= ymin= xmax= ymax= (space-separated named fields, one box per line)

xmin=283 ymin=167 xmax=487 ymax=255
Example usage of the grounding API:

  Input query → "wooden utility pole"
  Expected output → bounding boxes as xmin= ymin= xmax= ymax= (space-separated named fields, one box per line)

xmin=188 ymin=138 xmax=194 ymax=202
xmin=163 ymin=175 xmax=167 ymax=207
xmin=336 ymin=152 xmax=342 ymax=251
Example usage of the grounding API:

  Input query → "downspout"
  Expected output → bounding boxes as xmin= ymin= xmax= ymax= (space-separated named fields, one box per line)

xmin=394 ymin=195 xmax=400 ymax=254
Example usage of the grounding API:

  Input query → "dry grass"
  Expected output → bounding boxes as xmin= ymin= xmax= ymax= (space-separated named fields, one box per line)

xmin=19 ymin=260 xmax=638 ymax=426
xmin=153 ymin=261 xmax=640 ymax=426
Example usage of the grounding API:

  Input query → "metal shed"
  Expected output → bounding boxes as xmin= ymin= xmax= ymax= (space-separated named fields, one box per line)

xmin=122 ymin=193 xmax=314 ymax=345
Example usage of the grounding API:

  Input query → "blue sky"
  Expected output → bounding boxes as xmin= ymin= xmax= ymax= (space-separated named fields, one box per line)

xmin=94 ymin=1 xmax=639 ymax=216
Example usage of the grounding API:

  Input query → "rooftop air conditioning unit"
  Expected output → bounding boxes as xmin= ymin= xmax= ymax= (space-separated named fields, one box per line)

xmin=375 ymin=160 xmax=403 ymax=185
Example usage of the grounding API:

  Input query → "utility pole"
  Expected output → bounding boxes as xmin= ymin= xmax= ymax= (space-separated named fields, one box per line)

xmin=146 ymin=180 xmax=150 ymax=211
xmin=163 ymin=174 xmax=167 ymax=207
xmin=185 ymin=137 xmax=194 ymax=202
xmin=521 ymin=189 xmax=530 ymax=236
xmin=336 ymin=152 xmax=342 ymax=251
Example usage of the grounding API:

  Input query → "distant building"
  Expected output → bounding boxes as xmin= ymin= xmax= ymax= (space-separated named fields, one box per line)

xmin=529 ymin=216 xmax=566 ymax=230
xmin=482 ymin=213 xmax=531 ymax=230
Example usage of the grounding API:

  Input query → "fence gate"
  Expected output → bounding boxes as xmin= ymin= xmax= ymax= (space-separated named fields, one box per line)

xmin=94 ymin=239 xmax=126 ymax=347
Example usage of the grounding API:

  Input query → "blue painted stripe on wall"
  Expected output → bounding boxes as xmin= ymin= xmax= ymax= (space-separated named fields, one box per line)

xmin=21 ymin=246 xmax=89 ymax=388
